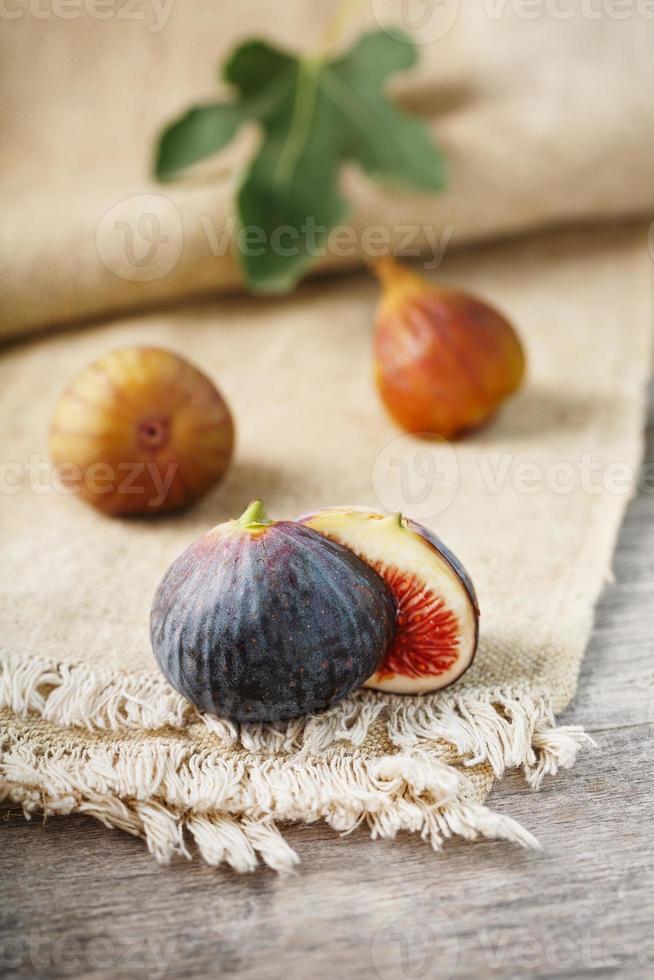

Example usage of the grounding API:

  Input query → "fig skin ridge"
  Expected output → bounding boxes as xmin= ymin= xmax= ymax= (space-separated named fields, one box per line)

xmin=150 ymin=501 xmax=397 ymax=723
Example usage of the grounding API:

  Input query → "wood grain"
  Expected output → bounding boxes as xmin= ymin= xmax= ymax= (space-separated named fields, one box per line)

xmin=2 ymin=387 xmax=654 ymax=980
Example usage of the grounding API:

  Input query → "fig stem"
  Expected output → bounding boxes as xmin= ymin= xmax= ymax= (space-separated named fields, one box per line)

xmin=381 ymin=511 xmax=405 ymax=529
xmin=372 ymin=255 xmax=425 ymax=290
xmin=371 ymin=255 xmax=434 ymax=315
xmin=371 ymin=255 xmax=401 ymax=285
xmin=237 ymin=499 xmax=272 ymax=528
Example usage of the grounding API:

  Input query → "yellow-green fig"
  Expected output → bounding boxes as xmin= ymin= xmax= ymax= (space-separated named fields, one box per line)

xmin=50 ymin=347 xmax=234 ymax=515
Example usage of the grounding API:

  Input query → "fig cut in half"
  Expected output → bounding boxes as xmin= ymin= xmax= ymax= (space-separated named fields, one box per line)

xmin=300 ymin=507 xmax=479 ymax=694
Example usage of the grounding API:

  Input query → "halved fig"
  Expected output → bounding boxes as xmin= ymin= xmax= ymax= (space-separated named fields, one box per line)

xmin=300 ymin=507 xmax=479 ymax=694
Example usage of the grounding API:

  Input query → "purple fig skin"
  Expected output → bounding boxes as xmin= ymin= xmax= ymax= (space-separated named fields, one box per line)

xmin=404 ymin=518 xmax=479 ymax=616
xmin=150 ymin=511 xmax=397 ymax=723
xmin=402 ymin=516 xmax=479 ymax=691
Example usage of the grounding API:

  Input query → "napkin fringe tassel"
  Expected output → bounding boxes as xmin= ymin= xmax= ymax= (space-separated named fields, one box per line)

xmin=1 ymin=656 xmax=593 ymax=872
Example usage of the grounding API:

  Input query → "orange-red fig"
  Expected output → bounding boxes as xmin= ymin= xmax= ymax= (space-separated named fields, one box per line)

xmin=373 ymin=256 xmax=525 ymax=438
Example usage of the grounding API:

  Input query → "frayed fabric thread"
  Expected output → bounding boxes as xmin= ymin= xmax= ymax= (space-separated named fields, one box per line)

xmin=0 ymin=655 xmax=194 ymax=732
xmin=1 ymin=733 xmax=539 ymax=874
xmin=0 ymin=655 xmax=593 ymax=871
xmin=1 ymin=656 xmax=592 ymax=780
xmin=386 ymin=692 xmax=593 ymax=790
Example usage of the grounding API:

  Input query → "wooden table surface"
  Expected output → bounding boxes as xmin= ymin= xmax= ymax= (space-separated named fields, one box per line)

xmin=2 ymin=390 xmax=653 ymax=980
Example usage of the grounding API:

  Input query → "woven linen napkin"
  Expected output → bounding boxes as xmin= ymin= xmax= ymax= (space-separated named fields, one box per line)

xmin=2 ymin=225 xmax=652 ymax=870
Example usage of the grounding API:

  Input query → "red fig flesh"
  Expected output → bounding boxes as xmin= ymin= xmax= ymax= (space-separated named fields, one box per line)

xmin=301 ymin=507 xmax=479 ymax=694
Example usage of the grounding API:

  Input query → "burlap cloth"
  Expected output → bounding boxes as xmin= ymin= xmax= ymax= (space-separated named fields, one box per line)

xmin=2 ymin=3 xmax=654 ymax=870
xmin=3 ymin=2 xmax=654 ymax=340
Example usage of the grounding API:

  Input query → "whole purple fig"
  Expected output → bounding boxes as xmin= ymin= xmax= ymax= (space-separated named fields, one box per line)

xmin=150 ymin=500 xmax=397 ymax=722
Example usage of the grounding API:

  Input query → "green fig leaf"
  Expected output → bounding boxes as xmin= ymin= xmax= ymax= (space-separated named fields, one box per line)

xmin=155 ymin=28 xmax=446 ymax=293
xmin=155 ymin=40 xmax=296 ymax=182
xmin=223 ymin=39 xmax=295 ymax=99
xmin=155 ymin=104 xmax=244 ymax=181
xmin=237 ymin=59 xmax=350 ymax=292
xmin=326 ymin=30 xmax=447 ymax=192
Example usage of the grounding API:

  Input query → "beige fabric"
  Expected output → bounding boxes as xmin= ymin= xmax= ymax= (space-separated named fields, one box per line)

xmin=2 ymin=2 xmax=654 ymax=340
xmin=1 ymin=224 xmax=652 ymax=868
xmin=2 ymin=2 xmax=654 ymax=869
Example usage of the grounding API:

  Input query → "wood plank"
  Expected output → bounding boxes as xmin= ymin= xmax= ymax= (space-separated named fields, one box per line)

xmin=1 ymin=724 xmax=652 ymax=979
xmin=2 ymin=396 xmax=653 ymax=980
xmin=560 ymin=383 xmax=654 ymax=733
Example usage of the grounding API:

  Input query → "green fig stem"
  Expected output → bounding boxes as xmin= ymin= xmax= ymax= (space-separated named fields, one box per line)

xmin=383 ymin=511 xmax=405 ymax=529
xmin=237 ymin=499 xmax=272 ymax=528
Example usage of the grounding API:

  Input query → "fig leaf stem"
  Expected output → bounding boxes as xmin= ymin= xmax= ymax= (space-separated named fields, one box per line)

xmin=315 ymin=0 xmax=365 ymax=58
